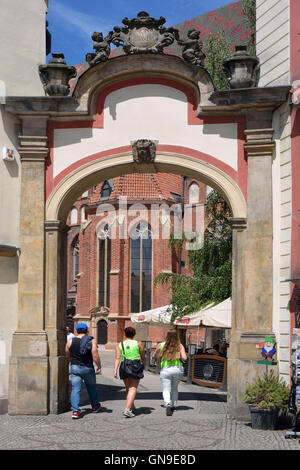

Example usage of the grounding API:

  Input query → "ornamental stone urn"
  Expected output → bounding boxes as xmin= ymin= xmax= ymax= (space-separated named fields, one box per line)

xmin=223 ymin=45 xmax=259 ymax=89
xmin=39 ymin=53 xmax=77 ymax=96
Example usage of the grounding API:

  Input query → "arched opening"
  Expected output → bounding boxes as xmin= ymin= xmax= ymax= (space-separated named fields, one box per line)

xmin=97 ymin=319 xmax=108 ymax=345
xmin=42 ymin=148 xmax=248 ymax=417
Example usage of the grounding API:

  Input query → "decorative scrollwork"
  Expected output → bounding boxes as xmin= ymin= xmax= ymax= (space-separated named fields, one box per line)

xmin=85 ymin=12 xmax=206 ymax=69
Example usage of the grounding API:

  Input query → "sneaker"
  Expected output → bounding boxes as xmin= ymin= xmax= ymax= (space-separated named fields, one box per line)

xmin=166 ymin=406 xmax=173 ymax=416
xmin=123 ymin=409 xmax=135 ymax=418
xmin=72 ymin=411 xmax=81 ymax=419
xmin=92 ymin=403 xmax=102 ymax=413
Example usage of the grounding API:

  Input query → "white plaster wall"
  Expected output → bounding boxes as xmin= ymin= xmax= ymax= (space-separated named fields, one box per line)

xmin=0 ymin=107 xmax=21 ymax=412
xmin=0 ymin=0 xmax=47 ymax=412
xmin=53 ymin=85 xmax=238 ymax=177
xmin=0 ymin=0 xmax=47 ymax=96
xmin=256 ymin=0 xmax=290 ymax=87
xmin=272 ymin=103 xmax=292 ymax=384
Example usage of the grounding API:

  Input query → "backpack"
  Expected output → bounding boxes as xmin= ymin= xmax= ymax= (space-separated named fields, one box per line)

xmin=79 ymin=335 xmax=93 ymax=355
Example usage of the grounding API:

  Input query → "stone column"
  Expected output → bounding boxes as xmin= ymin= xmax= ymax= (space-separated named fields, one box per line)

xmin=8 ymin=131 xmax=49 ymax=415
xmin=45 ymin=220 xmax=69 ymax=414
xmin=227 ymin=125 xmax=277 ymax=420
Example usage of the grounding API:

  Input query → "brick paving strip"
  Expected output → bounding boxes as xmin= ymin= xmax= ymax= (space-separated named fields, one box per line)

xmin=0 ymin=351 xmax=299 ymax=451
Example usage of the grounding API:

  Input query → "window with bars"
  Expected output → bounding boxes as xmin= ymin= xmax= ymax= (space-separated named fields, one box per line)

xmin=130 ymin=222 xmax=152 ymax=313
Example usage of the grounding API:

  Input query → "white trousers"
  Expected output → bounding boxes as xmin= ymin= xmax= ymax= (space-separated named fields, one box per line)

xmin=160 ymin=366 xmax=184 ymax=407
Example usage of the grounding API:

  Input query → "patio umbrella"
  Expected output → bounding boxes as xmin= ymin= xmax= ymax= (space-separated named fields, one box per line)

xmin=131 ymin=298 xmax=232 ymax=329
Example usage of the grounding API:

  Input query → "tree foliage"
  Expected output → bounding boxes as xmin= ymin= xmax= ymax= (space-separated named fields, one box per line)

xmin=154 ymin=190 xmax=232 ymax=321
xmin=242 ymin=0 xmax=256 ymax=56
xmin=204 ymin=31 xmax=231 ymax=90
xmin=204 ymin=0 xmax=257 ymax=90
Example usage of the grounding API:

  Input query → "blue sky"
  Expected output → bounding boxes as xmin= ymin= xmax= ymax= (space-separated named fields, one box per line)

xmin=47 ymin=0 xmax=235 ymax=65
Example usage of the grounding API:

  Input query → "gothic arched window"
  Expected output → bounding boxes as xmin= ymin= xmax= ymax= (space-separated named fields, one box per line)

xmin=98 ymin=224 xmax=111 ymax=308
xmin=100 ymin=180 xmax=114 ymax=201
xmin=70 ymin=207 xmax=78 ymax=225
xmin=130 ymin=222 xmax=152 ymax=313
xmin=72 ymin=237 xmax=79 ymax=282
xmin=189 ymin=183 xmax=200 ymax=204
xmin=81 ymin=205 xmax=87 ymax=222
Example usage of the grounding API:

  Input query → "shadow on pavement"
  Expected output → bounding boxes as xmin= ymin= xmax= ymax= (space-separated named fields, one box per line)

xmin=133 ymin=407 xmax=155 ymax=415
xmin=73 ymin=383 xmax=227 ymax=411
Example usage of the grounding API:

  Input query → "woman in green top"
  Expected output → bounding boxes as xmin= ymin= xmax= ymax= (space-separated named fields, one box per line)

xmin=153 ymin=329 xmax=187 ymax=416
xmin=114 ymin=327 xmax=145 ymax=418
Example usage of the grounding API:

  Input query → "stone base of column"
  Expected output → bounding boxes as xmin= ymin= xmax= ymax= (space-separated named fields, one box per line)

xmin=48 ymin=355 xmax=69 ymax=414
xmin=8 ymin=331 xmax=49 ymax=415
xmin=0 ymin=398 xmax=8 ymax=414
xmin=227 ymin=331 xmax=278 ymax=421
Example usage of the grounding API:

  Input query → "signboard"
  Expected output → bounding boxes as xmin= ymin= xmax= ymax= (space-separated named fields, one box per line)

xmin=2 ymin=147 xmax=14 ymax=161
xmin=175 ymin=317 xmax=191 ymax=326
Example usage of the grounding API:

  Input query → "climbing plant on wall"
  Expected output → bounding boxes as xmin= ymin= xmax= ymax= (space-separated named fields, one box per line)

xmin=204 ymin=31 xmax=232 ymax=90
xmin=203 ymin=0 xmax=256 ymax=90
xmin=154 ymin=190 xmax=232 ymax=322
xmin=242 ymin=0 xmax=256 ymax=56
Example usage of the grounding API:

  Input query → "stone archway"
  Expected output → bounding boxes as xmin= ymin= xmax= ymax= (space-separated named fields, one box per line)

xmin=8 ymin=115 xmax=279 ymax=420
xmin=6 ymin=27 xmax=289 ymax=417
xmin=41 ymin=150 xmax=247 ymax=414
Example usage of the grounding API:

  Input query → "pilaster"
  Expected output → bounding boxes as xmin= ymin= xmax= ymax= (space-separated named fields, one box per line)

xmin=227 ymin=126 xmax=277 ymax=420
xmin=8 ymin=129 xmax=49 ymax=415
xmin=45 ymin=220 xmax=70 ymax=414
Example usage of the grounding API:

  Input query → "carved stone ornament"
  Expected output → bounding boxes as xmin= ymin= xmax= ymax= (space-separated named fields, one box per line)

xmin=89 ymin=306 xmax=109 ymax=318
xmin=223 ymin=45 xmax=259 ymax=89
xmin=86 ymin=31 xmax=113 ymax=66
xmin=39 ymin=53 xmax=77 ymax=96
xmin=132 ymin=139 xmax=156 ymax=164
xmin=85 ymin=12 xmax=207 ymax=69
xmin=111 ymin=11 xmax=176 ymax=54
xmin=177 ymin=29 xmax=206 ymax=67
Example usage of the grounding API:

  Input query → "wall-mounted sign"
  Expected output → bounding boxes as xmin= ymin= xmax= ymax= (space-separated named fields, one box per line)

xmin=3 ymin=147 xmax=15 ymax=161
xmin=256 ymin=336 xmax=276 ymax=363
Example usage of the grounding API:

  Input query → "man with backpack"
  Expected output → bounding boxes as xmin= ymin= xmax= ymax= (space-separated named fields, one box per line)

xmin=65 ymin=323 xmax=102 ymax=419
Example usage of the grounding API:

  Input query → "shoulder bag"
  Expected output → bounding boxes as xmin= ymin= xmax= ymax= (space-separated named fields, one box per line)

xmin=119 ymin=341 xmax=144 ymax=380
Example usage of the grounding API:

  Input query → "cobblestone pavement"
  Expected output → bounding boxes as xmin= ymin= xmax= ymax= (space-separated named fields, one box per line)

xmin=0 ymin=351 xmax=300 ymax=452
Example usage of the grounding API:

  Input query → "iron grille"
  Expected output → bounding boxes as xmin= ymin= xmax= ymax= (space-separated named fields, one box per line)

xmin=192 ymin=355 xmax=226 ymax=385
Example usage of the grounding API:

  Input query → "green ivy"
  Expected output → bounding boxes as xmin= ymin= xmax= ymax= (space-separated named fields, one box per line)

xmin=204 ymin=31 xmax=231 ymax=90
xmin=242 ymin=0 xmax=256 ymax=56
xmin=204 ymin=0 xmax=257 ymax=90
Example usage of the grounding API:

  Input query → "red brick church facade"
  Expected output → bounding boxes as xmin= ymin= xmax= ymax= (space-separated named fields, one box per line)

xmin=66 ymin=173 xmax=207 ymax=348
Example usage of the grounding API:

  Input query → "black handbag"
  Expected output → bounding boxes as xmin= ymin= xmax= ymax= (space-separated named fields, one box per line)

xmin=119 ymin=342 xmax=144 ymax=379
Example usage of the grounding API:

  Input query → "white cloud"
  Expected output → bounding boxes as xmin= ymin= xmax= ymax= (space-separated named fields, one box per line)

xmin=50 ymin=0 xmax=112 ymax=38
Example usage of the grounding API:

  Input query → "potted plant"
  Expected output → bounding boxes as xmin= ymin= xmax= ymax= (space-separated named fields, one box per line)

xmin=243 ymin=370 xmax=290 ymax=430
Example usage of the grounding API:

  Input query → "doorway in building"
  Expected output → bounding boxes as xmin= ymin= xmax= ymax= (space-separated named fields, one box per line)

xmin=97 ymin=319 xmax=108 ymax=345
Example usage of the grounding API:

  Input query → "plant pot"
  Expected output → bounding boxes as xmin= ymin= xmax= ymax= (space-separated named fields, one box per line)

xmin=249 ymin=405 xmax=279 ymax=430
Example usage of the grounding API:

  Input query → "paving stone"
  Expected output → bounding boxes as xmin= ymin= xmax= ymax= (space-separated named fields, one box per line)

xmin=0 ymin=351 xmax=299 ymax=451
